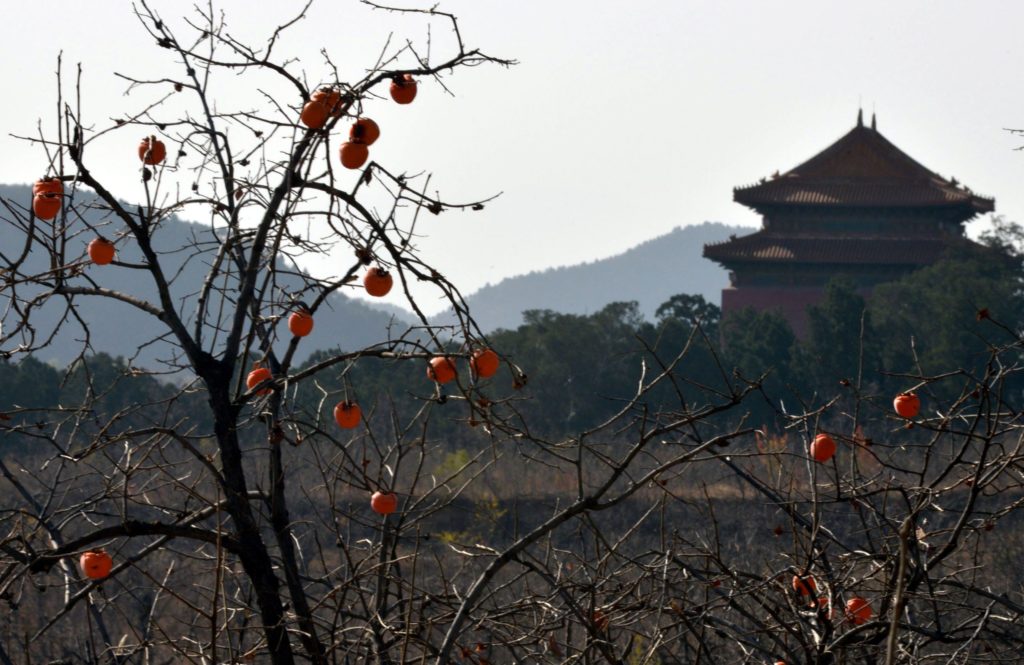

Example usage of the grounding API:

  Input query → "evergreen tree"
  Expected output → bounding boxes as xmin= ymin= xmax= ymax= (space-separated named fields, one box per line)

xmin=870 ymin=245 xmax=1022 ymax=379
xmin=802 ymin=276 xmax=880 ymax=392
xmin=720 ymin=307 xmax=801 ymax=422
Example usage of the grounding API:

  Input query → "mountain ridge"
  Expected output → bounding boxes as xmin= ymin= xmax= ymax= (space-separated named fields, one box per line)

xmin=442 ymin=221 xmax=749 ymax=332
xmin=0 ymin=183 xmax=411 ymax=371
xmin=1 ymin=183 xmax=751 ymax=367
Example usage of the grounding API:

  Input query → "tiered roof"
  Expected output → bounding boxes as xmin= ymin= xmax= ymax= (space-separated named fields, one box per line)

xmin=732 ymin=119 xmax=993 ymax=214
xmin=703 ymin=232 xmax=977 ymax=266
xmin=705 ymin=116 xmax=993 ymax=269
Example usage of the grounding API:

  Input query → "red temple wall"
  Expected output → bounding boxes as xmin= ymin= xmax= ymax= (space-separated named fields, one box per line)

xmin=721 ymin=286 xmax=872 ymax=339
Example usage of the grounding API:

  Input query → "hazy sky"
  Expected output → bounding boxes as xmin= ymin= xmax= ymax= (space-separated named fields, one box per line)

xmin=2 ymin=1 xmax=1023 ymax=314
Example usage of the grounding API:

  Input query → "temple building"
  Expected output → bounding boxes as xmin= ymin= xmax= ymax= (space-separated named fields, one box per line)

xmin=703 ymin=112 xmax=994 ymax=337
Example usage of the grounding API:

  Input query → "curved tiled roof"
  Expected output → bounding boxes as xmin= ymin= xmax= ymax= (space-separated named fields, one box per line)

xmin=703 ymin=231 xmax=977 ymax=266
xmin=734 ymin=124 xmax=994 ymax=216
xmin=735 ymin=178 xmax=987 ymax=208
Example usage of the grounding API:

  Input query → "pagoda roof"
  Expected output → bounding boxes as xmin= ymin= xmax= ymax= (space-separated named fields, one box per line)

xmin=734 ymin=119 xmax=994 ymax=216
xmin=703 ymin=230 xmax=977 ymax=267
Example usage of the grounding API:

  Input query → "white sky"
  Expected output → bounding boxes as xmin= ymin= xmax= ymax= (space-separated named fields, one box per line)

xmin=2 ymin=1 xmax=1023 ymax=315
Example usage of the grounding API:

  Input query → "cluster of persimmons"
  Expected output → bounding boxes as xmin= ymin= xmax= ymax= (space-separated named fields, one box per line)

xmin=764 ymin=389 xmax=924 ymax=657
xmin=299 ymin=74 xmax=415 ymax=169
xmin=46 ymin=74 xmax=504 ymax=581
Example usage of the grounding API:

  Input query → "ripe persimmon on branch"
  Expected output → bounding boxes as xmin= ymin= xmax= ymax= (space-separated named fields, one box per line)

xmin=0 ymin=2 xmax=519 ymax=664
xmin=3 ymin=2 xmax=1024 ymax=665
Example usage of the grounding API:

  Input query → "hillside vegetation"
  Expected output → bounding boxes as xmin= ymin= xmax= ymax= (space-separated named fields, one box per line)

xmin=0 ymin=183 xmax=407 ymax=370
xmin=453 ymin=221 xmax=743 ymax=331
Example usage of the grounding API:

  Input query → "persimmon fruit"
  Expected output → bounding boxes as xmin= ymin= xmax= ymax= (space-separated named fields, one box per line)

xmin=390 ymin=74 xmax=417 ymax=104
xmin=80 ymin=550 xmax=113 ymax=580
xmin=810 ymin=433 xmax=836 ymax=463
xmin=288 ymin=309 xmax=314 ymax=337
xmin=339 ymin=142 xmax=369 ymax=169
xmin=33 ymin=177 xmax=63 ymax=196
xmin=138 ymin=136 xmax=167 ymax=165
xmin=470 ymin=349 xmax=500 ymax=379
xmin=428 ymin=356 xmax=457 ymax=384
xmin=334 ymin=401 xmax=361 ymax=429
xmin=311 ymin=87 xmax=343 ymax=116
xmin=371 ymin=491 xmax=398 ymax=515
xmin=247 ymin=365 xmax=273 ymax=396
xmin=300 ymin=101 xmax=328 ymax=129
xmin=846 ymin=596 xmax=872 ymax=625
xmin=894 ymin=392 xmax=920 ymax=419
xmin=33 ymin=193 xmax=61 ymax=221
xmin=88 ymin=238 xmax=116 ymax=265
xmin=349 ymin=117 xmax=380 ymax=145
xmin=792 ymin=574 xmax=817 ymax=596
xmin=363 ymin=267 xmax=393 ymax=297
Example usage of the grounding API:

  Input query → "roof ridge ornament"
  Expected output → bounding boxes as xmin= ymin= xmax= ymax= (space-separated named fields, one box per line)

xmin=857 ymin=108 xmax=863 ymax=127
xmin=731 ymin=118 xmax=994 ymax=218
xmin=871 ymin=112 xmax=877 ymax=131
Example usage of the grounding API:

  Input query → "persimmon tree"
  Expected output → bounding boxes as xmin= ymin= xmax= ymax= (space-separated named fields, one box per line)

xmin=3 ymin=3 xmax=1024 ymax=665
xmin=0 ymin=2 xmax=520 ymax=663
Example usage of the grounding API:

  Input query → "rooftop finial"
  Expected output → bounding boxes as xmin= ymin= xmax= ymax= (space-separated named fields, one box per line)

xmin=857 ymin=108 xmax=863 ymax=127
xmin=871 ymin=112 xmax=876 ymax=131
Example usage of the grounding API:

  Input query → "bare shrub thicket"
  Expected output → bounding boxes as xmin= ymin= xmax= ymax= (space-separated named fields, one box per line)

xmin=2 ymin=3 xmax=1024 ymax=664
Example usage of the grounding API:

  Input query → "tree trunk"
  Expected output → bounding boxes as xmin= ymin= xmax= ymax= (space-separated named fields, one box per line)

xmin=208 ymin=382 xmax=295 ymax=665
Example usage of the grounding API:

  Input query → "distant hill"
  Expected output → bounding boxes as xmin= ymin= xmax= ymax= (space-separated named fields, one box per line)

xmin=0 ymin=184 xmax=410 ymax=370
xmin=455 ymin=222 xmax=749 ymax=332
xmin=3 ymin=186 xmax=751 ymax=366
